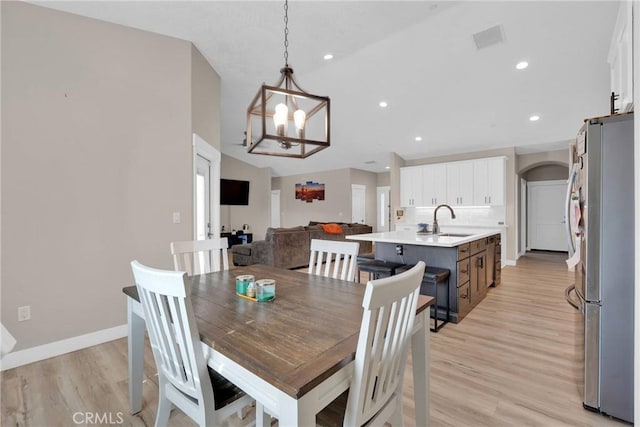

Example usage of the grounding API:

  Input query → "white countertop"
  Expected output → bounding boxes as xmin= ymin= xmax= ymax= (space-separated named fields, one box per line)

xmin=346 ymin=227 xmax=502 ymax=247
xmin=396 ymin=223 xmax=507 ymax=230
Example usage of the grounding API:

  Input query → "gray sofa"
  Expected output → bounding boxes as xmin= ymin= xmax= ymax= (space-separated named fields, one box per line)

xmin=231 ymin=223 xmax=373 ymax=270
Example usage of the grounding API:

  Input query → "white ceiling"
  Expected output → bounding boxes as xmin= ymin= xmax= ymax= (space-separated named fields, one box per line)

xmin=34 ymin=1 xmax=620 ymax=176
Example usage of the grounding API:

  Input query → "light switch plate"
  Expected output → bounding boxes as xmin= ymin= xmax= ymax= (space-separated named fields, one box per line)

xmin=18 ymin=305 xmax=31 ymax=322
xmin=172 ymin=212 xmax=181 ymax=224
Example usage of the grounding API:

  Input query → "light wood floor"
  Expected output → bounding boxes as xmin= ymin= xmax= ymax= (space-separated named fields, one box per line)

xmin=1 ymin=253 xmax=627 ymax=426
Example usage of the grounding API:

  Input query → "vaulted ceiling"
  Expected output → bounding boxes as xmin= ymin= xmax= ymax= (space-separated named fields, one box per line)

xmin=35 ymin=1 xmax=619 ymax=176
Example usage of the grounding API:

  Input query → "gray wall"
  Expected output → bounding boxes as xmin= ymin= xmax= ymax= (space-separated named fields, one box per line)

xmin=191 ymin=44 xmax=220 ymax=151
xmin=272 ymin=169 xmax=351 ymax=227
xmin=517 ymin=149 xmax=570 ymax=174
xmin=522 ymin=164 xmax=568 ymax=181
xmin=1 ymin=2 xmax=220 ymax=350
xmin=377 ymin=172 xmax=391 ymax=187
xmin=271 ymin=168 xmax=378 ymax=228
xmin=220 ymin=154 xmax=271 ymax=239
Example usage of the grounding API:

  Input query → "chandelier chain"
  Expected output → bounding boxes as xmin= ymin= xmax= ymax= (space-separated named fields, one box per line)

xmin=283 ymin=0 xmax=289 ymax=66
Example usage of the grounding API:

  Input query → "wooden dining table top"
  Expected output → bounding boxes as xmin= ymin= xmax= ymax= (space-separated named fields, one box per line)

xmin=122 ymin=264 xmax=434 ymax=399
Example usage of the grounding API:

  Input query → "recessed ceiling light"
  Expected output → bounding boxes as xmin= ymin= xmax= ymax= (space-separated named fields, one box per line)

xmin=415 ymin=136 xmax=423 ymax=141
xmin=516 ymin=61 xmax=529 ymax=70
xmin=379 ymin=101 xmax=388 ymax=108
xmin=385 ymin=166 xmax=391 ymax=169
xmin=529 ymin=115 xmax=540 ymax=121
xmin=323 ymin=53 xmax=333 ymax=60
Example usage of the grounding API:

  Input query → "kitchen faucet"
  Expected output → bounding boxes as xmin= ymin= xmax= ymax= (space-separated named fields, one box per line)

xmin=433 ymin=204 xmax=456 ymax=235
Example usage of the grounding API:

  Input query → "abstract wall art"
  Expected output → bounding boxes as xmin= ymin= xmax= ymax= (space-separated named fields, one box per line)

xmin=295 ymin=181 xmax=325 ymax=203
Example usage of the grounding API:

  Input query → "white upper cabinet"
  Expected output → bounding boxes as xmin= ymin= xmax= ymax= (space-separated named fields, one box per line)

xmin=400 ymin=157 xmax=505 ymax=208
xmin=487 ymin=157 xmax=505 ymax=205
xmin=400 ymin=166 xmax=423 ymax=207
xmin=473 ymin=157 xmax=505 ymax=205
xmin=422 ymin=163 xmax=447 ymax=206
xmin=446 ymin=161 xmax=474 ymax=206
xmin=608 ymin=1 xmax=633 ymax=113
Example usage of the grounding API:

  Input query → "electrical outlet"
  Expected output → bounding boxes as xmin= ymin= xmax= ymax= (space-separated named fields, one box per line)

xmin=395 ymin=245 xmax=403 ymax=255
xmin=18 ymin=305 xmax=31 ymax=322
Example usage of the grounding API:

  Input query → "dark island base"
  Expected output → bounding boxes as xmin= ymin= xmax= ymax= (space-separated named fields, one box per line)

xmin=374 ymin=234 xmax=500 ymax=323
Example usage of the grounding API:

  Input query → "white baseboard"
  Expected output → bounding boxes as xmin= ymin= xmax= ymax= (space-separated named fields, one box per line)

xmin=0 ymin=324 xmax=127 ymax=371
xmin=503 ymin=259 xmax=517 ymax=267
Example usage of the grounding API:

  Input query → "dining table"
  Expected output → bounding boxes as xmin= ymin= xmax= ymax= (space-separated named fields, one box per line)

xmin=123 ymin=264 xmax=434 ymax=426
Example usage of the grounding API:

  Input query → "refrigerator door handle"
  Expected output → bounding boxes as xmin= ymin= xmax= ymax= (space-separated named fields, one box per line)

xmin=565 ymin=284 xmax=582 ymax=312
xmin=565 ymin=163 xmax=579 ymax=256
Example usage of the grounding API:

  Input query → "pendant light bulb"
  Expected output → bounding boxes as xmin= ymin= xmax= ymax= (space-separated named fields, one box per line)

xmin=274 ymin=103 xmax=288 ymax=136
xmin=294 ymin=109 xmax=306 ymax=136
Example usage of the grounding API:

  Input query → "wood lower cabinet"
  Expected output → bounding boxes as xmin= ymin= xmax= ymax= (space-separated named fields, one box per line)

xmin=456 ymin=239 xmax=486 ymax=319
xmin=457 ymin=282 xmax=472 ymax=319
xmin=470 ymin=251 xmax=487 ymax=302
xmin=457 ymin=258 xmax=470 ymax=285
xmin=486 ymin=235 xmax=496 ymax=286
xmin=456 ymin=244 xmax=471 ymax=319
xmin=493 ymin=234 xmax=502 ymax=286
xmin=455 ymin=235 xmax=495 ymax=321
xmin=469 ymin=237 xmax=487 ymax=308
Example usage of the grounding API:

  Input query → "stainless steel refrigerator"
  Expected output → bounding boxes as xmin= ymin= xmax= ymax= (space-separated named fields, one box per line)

xmin=565 ymin=112 xmax=634 ymax=423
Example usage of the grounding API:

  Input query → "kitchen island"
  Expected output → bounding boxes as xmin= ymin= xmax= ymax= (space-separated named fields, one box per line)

xmin=347 ymin=229 xmax=502 ymax=323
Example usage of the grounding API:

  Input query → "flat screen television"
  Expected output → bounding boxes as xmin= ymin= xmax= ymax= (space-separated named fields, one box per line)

xmin=220 ymin=179 xmax=250 ymax=205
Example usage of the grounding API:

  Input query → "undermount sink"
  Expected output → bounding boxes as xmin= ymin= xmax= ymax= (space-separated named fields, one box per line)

xmin=438 ymin=233 xmax=473 ymax=238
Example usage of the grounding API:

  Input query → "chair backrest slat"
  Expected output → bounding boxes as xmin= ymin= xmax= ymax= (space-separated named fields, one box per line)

xmin=171 ymin=238 xmax=229 ymax=276
xmin=308 ymin=239 xmax=360 ymax=282
xmin=131 ymin=261 xmax=211 ymax=401
xmin=131 ymin=260 xmax=256 ymax=426
xmin=344 ymin=261 xmax=425 ymax=426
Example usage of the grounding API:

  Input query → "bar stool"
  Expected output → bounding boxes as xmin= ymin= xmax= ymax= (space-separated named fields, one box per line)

xmin=357 ymin=260 xmax=405 ymax=282
xmin=356 ymin=253 xmax=374 ymax=264
xmin=397 ymin=264 xmax=450 ymax=332
xmin=355 ymin=253 xmax=374 ymax=283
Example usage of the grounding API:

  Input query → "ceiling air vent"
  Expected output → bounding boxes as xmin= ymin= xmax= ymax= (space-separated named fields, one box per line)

xmin=364 ymin=160 xmax=376 ymax=165
xmin=473 ymin=25 xmax=505 ymax=50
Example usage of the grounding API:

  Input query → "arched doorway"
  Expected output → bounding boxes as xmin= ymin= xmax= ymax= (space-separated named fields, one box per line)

xmin=517 ymin=159 xmax=570 ymax=256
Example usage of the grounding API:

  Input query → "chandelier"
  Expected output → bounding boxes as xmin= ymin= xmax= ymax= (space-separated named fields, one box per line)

xmin=246 ymin=0 xmax=330 ymax=158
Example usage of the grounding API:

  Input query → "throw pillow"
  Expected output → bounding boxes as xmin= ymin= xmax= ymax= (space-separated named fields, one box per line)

xmin=321 ymin=223 xmax=343 ymax=234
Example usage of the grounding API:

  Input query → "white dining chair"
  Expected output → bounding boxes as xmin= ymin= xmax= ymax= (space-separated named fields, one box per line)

xmin=130 ymin=261 xmax=254 ymax=427
xmin=308 ymin=239 xmax=360 ymax=281
xmin=316 ymin=261 xmax=426 ymax=427
xmin=170 ymin=238 xmax=229 ymax=276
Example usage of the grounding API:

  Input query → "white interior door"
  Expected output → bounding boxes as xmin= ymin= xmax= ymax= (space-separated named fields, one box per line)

xmin=271 ymin=190 xmax=281 ymax=228
xmin=193 ymin=134 xmax=220 ymax=242
xmin=376 ymin=186 xmax=390 ymax=232
xmin=520 ymin=177 xmax=527 ymax=257
xmin=352 ymin=184 xmax=366 ymax=224
xmin=195 ymin=155 xmax=211 ymax=240
xmin=528 ymin=180 xmax=567 ymax=251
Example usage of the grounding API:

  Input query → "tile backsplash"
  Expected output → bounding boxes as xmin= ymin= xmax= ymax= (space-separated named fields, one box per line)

xmin=400 ymin=206 xmax=505 ymax=227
